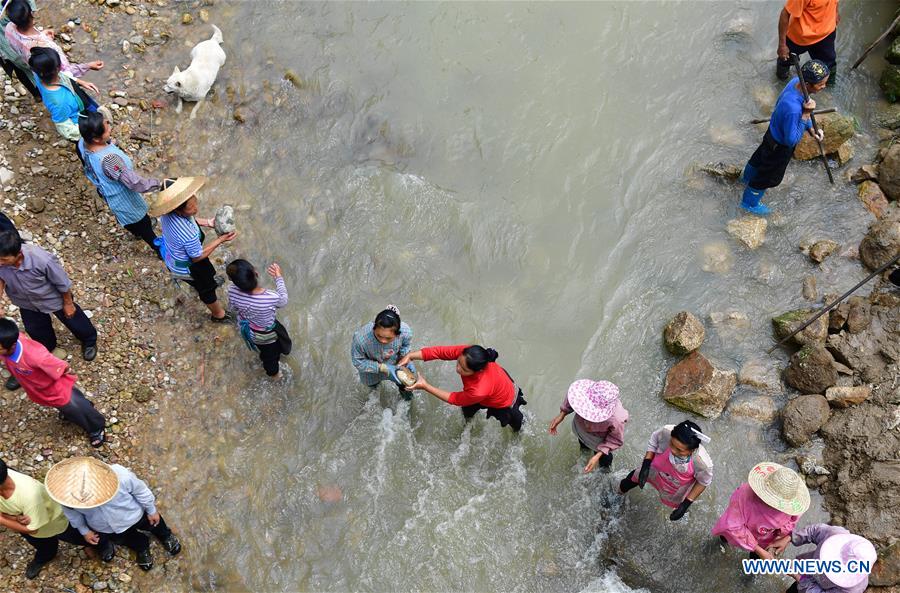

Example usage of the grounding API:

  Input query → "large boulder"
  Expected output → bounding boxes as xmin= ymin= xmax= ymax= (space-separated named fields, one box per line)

xmin=878 ymin=143 xmax=900 ymax=200
xmin=881 ymin=64 xmax=900 ymax=103
xmin=871 ymin=540 xmax=900 ymax=587
xmin=662 ymin=352 xmax=736 ymax=419
xmin=858 ymin=181 xmax=890 ymax=219
xmin=859 ymin=207 xmax=900 ymax=271
xmin=846 ymin=296 xmax=872 ymax=334
xmin=793 ymin=112 xmax=855 ymax=160
xmin=726 ymin=216 xmax=767 ymax=249
xmin=772 ymin=309 xmax=828 ymax=346
xmin=781 ymin=394 xmax=831 ymax=447
xmin=824 ymin=385 xmax=872 ymax=408
xmin=784 ymin=345 xmax=838 ymax=394
xmin=663 ymin=311 xmax=705 ymax=355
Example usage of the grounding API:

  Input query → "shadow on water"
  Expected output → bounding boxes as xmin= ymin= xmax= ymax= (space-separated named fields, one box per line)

xmin=137 ymin=1 xmax=896 ymax=592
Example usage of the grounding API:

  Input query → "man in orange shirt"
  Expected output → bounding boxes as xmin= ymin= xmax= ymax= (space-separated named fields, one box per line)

xmin=776 ymin=0 xmax=839 ymax=84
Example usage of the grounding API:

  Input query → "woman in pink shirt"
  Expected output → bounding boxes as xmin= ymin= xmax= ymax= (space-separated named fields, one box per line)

xmin=712 ymin=462 xmax=809 ymax=559
xmin=619 ymin=420 xmax=714 ymax=521
xmin=4 ymin=0 xmax=102 ymax=78
xmin=548 ymin=379 xmax=628 ymax=473
xmin=400 ymin=344 xmax=527 ymax=431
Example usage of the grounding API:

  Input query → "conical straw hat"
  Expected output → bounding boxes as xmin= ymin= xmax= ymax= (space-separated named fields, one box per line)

xmin=748 ymin=462 xmax=810 ymax=516
xmin=148 ymin=176 xmax=207 ymax=217
xmin=44 ymin=457 xmax=119 ymax=509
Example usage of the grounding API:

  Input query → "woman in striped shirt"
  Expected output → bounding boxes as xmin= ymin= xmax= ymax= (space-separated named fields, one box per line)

xmin=226 ymin=259 xmax=291 ymax=378
xmin=149 ymin=177 xmax=235 ymax=322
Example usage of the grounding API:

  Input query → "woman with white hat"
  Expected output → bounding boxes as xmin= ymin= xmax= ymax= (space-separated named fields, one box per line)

xmin=619 ymin=420 xmax=714 ymax=521
xmin=548 ymin=379 xmax=629 ymax=473
xmin=45 ymin=457 xmax=181 ymax=572
xmin=786 ymin=524 xmax=877 ymax=593
xmin=149 ymin=177 xmax=236 ymax=322
xmin=711 ymin=462 xmax=810 ymax=559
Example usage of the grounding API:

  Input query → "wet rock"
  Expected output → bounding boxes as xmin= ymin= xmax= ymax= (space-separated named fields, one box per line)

xmin=662 ymin=311 xmax=705 ymax=355
xmin=26 ymin=196 xmax=45 ymax=213
xmin=888 ymin=36 xmax=900 ymax=65
xmin=662 ymin=351 xmax=736 ymax=419
xmin=829 ymin=303 xmax=849 ymax=332
xmin=772 ymin=308 xmax=828 ymax=346
xmin=793 ymin=113 xmax=855 ymax=160
xmin=781 ymin=394 xmax=831 ymax=447
xmin=858 ymin=181 xmax=890 ymax=219
xmin=751 ymin=84 xmax=777 ymax=113
xmin=836 ymin=142 xmax=853 ymax=166
xmin=880 ymin=64 xmax=900 ymax=103
xmin=802 ymin=275 xmax=817 ymax=301
xmin=846 ymin=296 xmax=872 ymax=334
xmin=726 ymin=215 xmax=767 ymax=249
xmin=738 ymin=358 xmax=781 ymax=393
xmin=709 ymin=310 xmax=751 ymax=330
xmin=850 ymin=164 xmax=878 ymax=184
xmin=808 ymin=240 xmax=839 ymax=263
xmin=181 ymin=13 xmax=194 ymax=25
xmin=784 ymin=345 xmax=838 ymax=394
xmin=826 ymin=332 xmax=888 ymax=381
xmin=699 ymin=162 xmax=742 ymax=181
xmin=797 ymin=455 xmax=830 ymax=476
xmin=233 ymin=109 xmax=245 ymax=123
xmin=870 ymin=540 xmax=900 ymax=587
xmin=708 ymin=123 xmax=744 ymax=146
xmin=700 ymin=241 xmax=734 ymax=273
xmin=825 ymin=385 xmax=871 ymax=408
xmin=284 ymin=70 xmax=304 ymax=88
xmin=214 ymin=205 xmax=235 ymax=236
xmin=878 ymin=144 xmax=900 ymax=200
xmin=728 ymin=395 xmax=778 ymax=422
xmin=859 ymin=207 xmax=900 ymax=271
xmin=316 ymin=484 xmax=343 ymax=502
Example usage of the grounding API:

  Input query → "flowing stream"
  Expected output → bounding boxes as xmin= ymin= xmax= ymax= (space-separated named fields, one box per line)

xmin=140 ymin=2 xmax=895 ymax=591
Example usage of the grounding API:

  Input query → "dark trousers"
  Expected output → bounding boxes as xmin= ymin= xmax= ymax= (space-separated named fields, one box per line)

xmin=785 ymin=583 xmax=799 ymax=593
xmin=461 ymin=390 xmax=527 ymax=432
xmin=183 ymin=258 xmax=219 ymax=305
xmin=258 ymin=341 xmax=282 ymax=376
xmin=123 ymin=215 xmax=162 ymax=259
xmin=0 ymin=56 xmax=40 ymax=100
xmin=20 ymin=304 xmax=98 ymax=351
xmin=99 ymin=513 xmax=172 ymax=553
xmin=22 ymin=524 xmax=89 ymax=563
xmin=746 ymin=130 xmax=795 ymax=190
xmin=578 ymin=441 xmax=613 ymax=467
xmin=57 ymin=387 xmax=106 ymax=437
xmin=777 ymin=30 xmax=837 ymax=82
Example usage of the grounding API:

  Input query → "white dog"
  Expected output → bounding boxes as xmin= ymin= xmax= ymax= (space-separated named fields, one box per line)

xmin=163 ymin=25 xmax=226 ymax=119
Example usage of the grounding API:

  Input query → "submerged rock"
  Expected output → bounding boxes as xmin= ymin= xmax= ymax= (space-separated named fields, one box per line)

xmin=802 ymin=275 xmax=817 ymax=301
xmin=824 ymin=385 xmax=872 ymax=408
xmin=662 ymin=351 xmax=736 ymax=419
xmin=709 ymin=310 xmax=751 ymax=330
xmin=784 ymin=345 xmax=838 ymax=394
xmin=700 ymin=241 xmax=734 ymax=273
xmin=738 ymin=358 xmax=781 ymax=393
xmin=726 ymin=215 xmax=767 ymax=249
xmin=793 ymin=113 xmax=855 ymax=160
xmin=728 ymin=395 xmax=778 ymax=422
xmin=782 ymin=394 xmax=831 ymax=447
xmin=663 ymin=311 xmax=705 ymax=355
xmin=772 ymin=308 xmax=828 ymax=346
xmin=699 ymin=162 xmax=742 ymax=181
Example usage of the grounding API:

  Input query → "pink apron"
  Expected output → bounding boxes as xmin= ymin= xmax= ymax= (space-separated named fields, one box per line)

xmin=631 ymin=447 xmax=696 ymax=508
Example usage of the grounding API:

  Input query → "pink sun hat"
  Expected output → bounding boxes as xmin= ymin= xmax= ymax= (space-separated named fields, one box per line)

xmin=567 ymin=380 xmax=620 ymax=423
xmin=819 ymin=533 xmax=877 ymax=588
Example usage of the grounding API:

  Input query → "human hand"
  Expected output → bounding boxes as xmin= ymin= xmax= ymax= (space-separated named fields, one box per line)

xmin=15 ymin=514 xmax=31 ymax=526
xmin=638 ymin=458 xmax=652 ymax=488
xmin=62 ymin=302 xmax=76 ymax=319
xmin=147 ymin=512 xmax=161 ymax=526
xmin=548 ymin=413 xmax=564 ymax=435
xmin=84 ymin=530 xmax=100 ymax=545
xmin=409 ymin=376 xmax=428 ymax=391
xmin=88 ymin=61 xmax=104 ymax=71
xmin=397 ymin=354 xmax=412 ymax=367
xmin=218 ymin=231 xmax=237 ymax=244
xmin=44 ymin=29 xmax=55 ymax=40
xmin=803 ymin=98 xmax=816 ymax=111
xmin=669 ymin=499 xmax=693 ymax=521
xmin=583 ymin=454 xmax=601 ymax=474
xmin=777 ymin=43 xmax=790 ymax=61
xmin=267 ymin=263 xmax=282 ymax=279
xmin=814 ymin=128 xmax=824 ymax=142
xmin=769 ymin=536 xmax=791 ymax=555
xmin=77 ymin=80 xmax=100 ymax=95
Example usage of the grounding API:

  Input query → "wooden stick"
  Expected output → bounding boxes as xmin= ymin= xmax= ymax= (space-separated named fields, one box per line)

xmin=766 ymin=251 xmax=900 ymax=354
xmin=749 ymin=108 xmax=835 ymax=125
xmin=792 ymin=54 xmax=834 ymax=184
xmin=851 ymin=12 xmax=900 ymax=70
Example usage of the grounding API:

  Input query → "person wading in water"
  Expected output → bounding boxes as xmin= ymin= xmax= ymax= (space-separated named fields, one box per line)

xmin=739 ymin=59 xmax=829 ymax=215
xmin=400 ymin=344 xmax=527 ymax=432
xmin=350 ymin=305 xmax=414 ymax=399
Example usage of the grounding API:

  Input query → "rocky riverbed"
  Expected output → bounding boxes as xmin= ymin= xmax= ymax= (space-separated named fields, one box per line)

xmin=0 ymin=1 xmax=225 ymax=592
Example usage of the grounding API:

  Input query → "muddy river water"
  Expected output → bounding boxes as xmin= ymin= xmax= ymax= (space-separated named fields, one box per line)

xmin=140 ymin=2 xmax=894 ymax=591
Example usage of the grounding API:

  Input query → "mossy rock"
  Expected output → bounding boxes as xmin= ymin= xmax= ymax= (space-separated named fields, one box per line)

xmin=772 ymin=309 xmax=827 ymax=346
xmin=880 ymin=64 xmax=900 ymax=103
xmin=887 ymin=36 xmax=900 ymax=65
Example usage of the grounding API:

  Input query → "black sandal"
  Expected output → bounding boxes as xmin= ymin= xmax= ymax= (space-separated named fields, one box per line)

xmin=90 ymin=430 xmax=106 ymax=448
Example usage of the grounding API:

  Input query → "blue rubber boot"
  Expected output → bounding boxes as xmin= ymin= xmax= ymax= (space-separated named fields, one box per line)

xmin=740 ymin=186 xmax=771 ymax=215
xmin=740 ymin=163 xmax=756 ymax=185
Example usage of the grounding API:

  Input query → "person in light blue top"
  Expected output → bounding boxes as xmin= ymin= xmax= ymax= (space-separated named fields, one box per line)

xmin=49 ymin=459 xmax=182 ymax=572
xmin=739 ymin=59 xmax=829 ymax=215
xmin=76 ymin=111 xmax=162 ymax=259
xmin=28 ymin=46 xmax=101 ymax=141
xmin=351 ymin=305 xmax=415 ymax=398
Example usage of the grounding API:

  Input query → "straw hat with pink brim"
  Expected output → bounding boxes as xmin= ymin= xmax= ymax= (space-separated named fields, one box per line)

xmin=819 ymin=533 xmax=877 ymax=588
xmin=566 ymin=380 xmax=620 ymax=423
xmin=44 ymin=457 xmax=120 ymax=510
xmin=148 ymin=176 xmax=208 ymax=217
xmin=747 ymin=462 xmax=810 ymax=516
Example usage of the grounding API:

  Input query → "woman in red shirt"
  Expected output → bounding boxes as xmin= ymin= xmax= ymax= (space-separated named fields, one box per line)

xmin=399 ymin=344 xmax=527 ymax=431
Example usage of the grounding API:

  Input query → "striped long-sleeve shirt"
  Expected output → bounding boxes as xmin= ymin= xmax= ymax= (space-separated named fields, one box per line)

xmin=350 ymin=321 xmax=411 ymax=386
xmin=226 ymin=277 xmax=288 ymax=329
